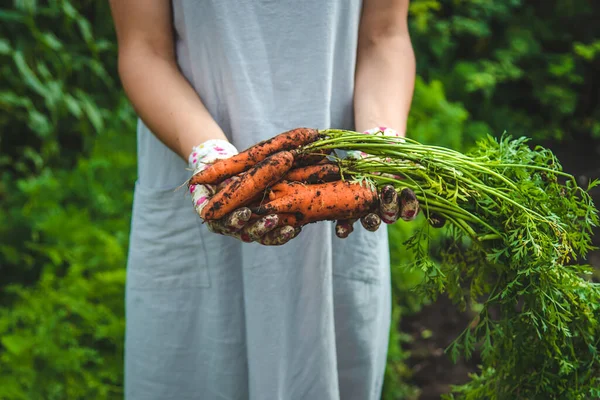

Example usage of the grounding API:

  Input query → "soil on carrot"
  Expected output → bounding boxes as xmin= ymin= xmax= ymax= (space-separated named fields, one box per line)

xmin=399 ymin=134 xmax=600 ymax=399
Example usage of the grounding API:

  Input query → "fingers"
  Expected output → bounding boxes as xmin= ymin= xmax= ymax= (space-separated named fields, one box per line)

xmin=224 ymin=208 xmax=252 ymax=230
xmin=206 ymin=219 xmax=235 ymax=236
xmin=190 ymin=183 xmax=215 ymax=216
xmin=379 ymin=185 xmax=399 ymax=223
xmin=258 ymin=226 xmax=300 ymax=246
xmin=336 ymin=214 xmax=384 ymax=237
xmin=399 ymin=188 xmax=420 ymax=221
xmin=360 ymin=213 xmax=381 ymax=232
xmin=241 ymin=214 xmax=279 ymax=242
xmin=381 ymin=186 xmax=444 ymax=226
xmin=206 ymin=212 xmax=301 ymax=245
xmin=206 ymin=208 xmax=252 ymax=235
xmin=335 ymin=218 xmax=357 ymax=238
xmin=216 ymin=175 xmax=240 ymax=192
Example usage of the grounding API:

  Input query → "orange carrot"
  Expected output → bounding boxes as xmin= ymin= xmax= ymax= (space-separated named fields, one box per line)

xmin=201 ymin=151 xmax=294 ymax=220
xmin=268 ymin=182 xmax=304 ymax=201
xmin=275 ymin=213 xmax=303 ymax=227
xmin=284 ymin=163 xmax=341 ymax=184
xmin=253 ymin=180 xmax=378 ymax=221
xmin=190 ymin=128 xmax=320 ymax=185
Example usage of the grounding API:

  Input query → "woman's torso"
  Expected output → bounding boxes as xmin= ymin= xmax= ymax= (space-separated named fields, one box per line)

xmin=125 ymin=5 xmax=392 ymax=398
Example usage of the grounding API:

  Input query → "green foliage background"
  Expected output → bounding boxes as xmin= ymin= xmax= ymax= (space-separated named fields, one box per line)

xmin=1 ymin=0 xmax=598 ymax=398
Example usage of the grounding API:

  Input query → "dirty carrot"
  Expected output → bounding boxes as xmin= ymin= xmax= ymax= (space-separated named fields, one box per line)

xmin=284 ymin=163 xmax=341 ymax=184
xmin=268 ymin=182 xmax=300 ymax=201
xmin=201 ymin=151 xmax=294 ymax=220
xmin=190 ymin=127 xmax=319 ymax=185
xmin=273 ymin=213 xmax=303 ymax=228
xmin=253 ymin=180 xmax=378 ymax=222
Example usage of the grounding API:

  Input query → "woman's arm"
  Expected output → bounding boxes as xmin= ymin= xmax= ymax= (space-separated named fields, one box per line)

xmin=354 ymin=0 xmax=416 ymax=136
xmin=108 ymin=0 xmax=227 ymax=160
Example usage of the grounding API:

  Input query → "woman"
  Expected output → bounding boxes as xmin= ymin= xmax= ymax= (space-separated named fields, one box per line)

xmin=109 ymin=1 xmax=417 ymax=399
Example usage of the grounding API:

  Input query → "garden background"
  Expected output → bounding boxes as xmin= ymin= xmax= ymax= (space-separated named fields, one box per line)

xmin=1 ymin=0 xmax=599 ymax=399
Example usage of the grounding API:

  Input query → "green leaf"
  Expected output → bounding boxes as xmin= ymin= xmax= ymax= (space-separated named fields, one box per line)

xmin=27 ymin=109 xmax=52 ymax=137
xmin=0 ymin=9 xmax=25 ymax=22
xmin=0 ymin=39 xmax=12 ymax=55
xmin=61 ymin=1 xmax=78 ymax=19
xmin=64 ymin=94 xmax=83 ymax=118
xmin=13 ymin=50 xmax=48 ymax=98
xmin=0 ymin=91 xmax=34 ymax=109
xmin=573 ymin=40 xmax=600 ymax=61
xmin=82 ymin=99 xmax=104 ymax=133
xmin=77 ymin=19 xmax=94 ymax=46
xmin=1 ymin=335 xmax=33 ymax=355
xmin=14 ymin=0 xmax=38 ymax=13
xmin=40 ymin=32 xmax=63 ymax=50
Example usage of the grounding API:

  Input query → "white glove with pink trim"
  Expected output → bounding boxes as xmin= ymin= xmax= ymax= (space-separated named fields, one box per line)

xmin=335 ymin=127 xmax=419 ymax=239
xmin=188 ymin=139 xmax=239 ymax=217
xmin=188 ymin=139 xmax=298 ymax=245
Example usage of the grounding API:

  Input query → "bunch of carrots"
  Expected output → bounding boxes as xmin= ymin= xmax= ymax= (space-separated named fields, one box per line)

xmin=189 ymin=127 xmax=598 ymax=254
xmin=190 ymin=127 xmax=600 ymax=397
xmin=189 ymin=127 xmax=406 ymax=232
xmin=189 ymin=127 xmax=598 ymax=247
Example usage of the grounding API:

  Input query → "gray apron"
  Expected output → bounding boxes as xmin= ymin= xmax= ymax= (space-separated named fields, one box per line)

xmin=124 ymin=1 xmax=391 ymax=399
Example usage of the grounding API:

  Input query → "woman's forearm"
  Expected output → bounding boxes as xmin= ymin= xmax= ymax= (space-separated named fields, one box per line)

xmin=118 ymin=48 xmax=227 ymax=160
xmin=109 ymin=0 xmax=226 ymax=162
xmin=354 ymin=0 xmax=416 ymax=135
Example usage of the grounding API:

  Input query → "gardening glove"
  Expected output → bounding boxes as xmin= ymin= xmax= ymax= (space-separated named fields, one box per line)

xmin=335 ymin=127 xmax=423 ymax=238
xmin=189 ymin=140 xmax=299 ymax=246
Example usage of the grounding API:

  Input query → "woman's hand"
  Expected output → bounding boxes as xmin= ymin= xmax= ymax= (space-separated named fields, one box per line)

xmin=189 ymin=140 xmax=299 ymax=246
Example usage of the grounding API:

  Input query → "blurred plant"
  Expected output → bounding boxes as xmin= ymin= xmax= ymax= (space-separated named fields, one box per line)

xmin=0 ymin=0 xmax=122 ymax=174
xmin=1 ymin=0 xmax=599 ymax=398
xmin=409 ymin=0 xmax=600 ymax=142
xmin=0 ymin=0 xmax=132 ymax=284
xmin=0 ymin=125 xmax=135 ymax=399
xmin=0 ymin=1 xmax=136 ymax=398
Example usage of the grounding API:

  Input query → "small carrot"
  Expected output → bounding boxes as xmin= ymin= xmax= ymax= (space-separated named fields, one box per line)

xmin=253 ymin=180 xmax=378 ymax=221
xmin=201 ymin=151 xmax=294 ymax=220
xmin=274 ymin=213 xmax=303 ymax=228
xmin=190 ymin=128 xmax=320 ymax=185
xmin=284 ymin=163 xmax=341 ymax=184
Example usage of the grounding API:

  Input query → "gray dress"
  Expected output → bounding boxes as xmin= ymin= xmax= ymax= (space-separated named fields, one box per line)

xmin=124 ymin=1 xmax=391 ymax=399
